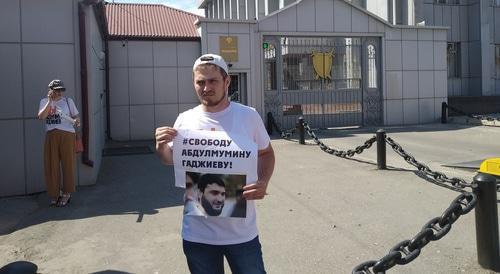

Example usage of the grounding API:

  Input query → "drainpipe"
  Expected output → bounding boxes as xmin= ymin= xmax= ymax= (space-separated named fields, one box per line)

xmin=105 ymin=40 xmax=110 ymax=140
xmin=78 ymin=2 xmax=94 ymax=167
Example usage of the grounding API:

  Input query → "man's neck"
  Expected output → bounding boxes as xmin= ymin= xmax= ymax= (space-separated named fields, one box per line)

xmin=201 ymin=100 xmax=230 ymax=113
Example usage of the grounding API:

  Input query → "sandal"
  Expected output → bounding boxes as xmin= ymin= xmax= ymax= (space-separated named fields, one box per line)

xmin=57 ymin=194 xmax=71 ymax=207
xmin=50 ymin=197 xmax=59 ymax=206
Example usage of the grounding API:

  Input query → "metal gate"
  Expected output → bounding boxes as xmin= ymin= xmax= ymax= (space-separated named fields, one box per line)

xmin=264 ymin=36 xmax=382 ymax=129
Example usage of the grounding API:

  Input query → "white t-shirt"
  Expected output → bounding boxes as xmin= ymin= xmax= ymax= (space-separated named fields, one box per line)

xmin=171 ymin=102 xmax=270 ymax=245
xmin=39 ymin=97 xmax=79 ymax=133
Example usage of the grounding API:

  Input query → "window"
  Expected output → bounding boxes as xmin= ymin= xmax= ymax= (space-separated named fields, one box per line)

xmin=367 ymin=44 xmax=377 ymax=88
xmin=495 ymin=0 xmax=500 ymax=7
xmin=447 ymin=43 xmax=461 ymax=78
xmin=435 ymin=0 xmax=459 ymax=4
xmin=263 ymin=42 xmax=277 ymax=91
xmin=496 ymin=45 xmax=500 ymax=78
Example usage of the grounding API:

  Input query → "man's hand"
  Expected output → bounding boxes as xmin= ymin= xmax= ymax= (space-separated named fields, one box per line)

xmin=47 ymin=90 xmax=55 ymax=101
xmin=243 ymin=144 xmax=275 ymax=200
xmin=155 ymin=126 xmax=176 ymax=165
xmin=155 ymin=126 xmax=177 ymax=149
xmin=73 ymin=117 xmax=81 ymax=127
xmin=242 ymin=180 xmax=268 ymax=200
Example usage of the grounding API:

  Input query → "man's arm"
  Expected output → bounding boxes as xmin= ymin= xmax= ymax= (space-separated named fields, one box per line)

xmin=242 ymin=143 xmax=275 ymax=200
xmin=257 ymin=144 xmax=275 ymax=186
xmin=38 ymin=92 xmax=54 ymax=120
xmin=155 ymin=126 xmax=177 ymax=165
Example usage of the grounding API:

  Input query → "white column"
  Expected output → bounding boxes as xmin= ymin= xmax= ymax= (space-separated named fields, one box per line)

xmin=218 ymin=0 xmax=224 ymax=19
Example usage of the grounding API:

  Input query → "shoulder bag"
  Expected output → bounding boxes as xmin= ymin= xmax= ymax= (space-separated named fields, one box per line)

xmin=66 ymin=98 xmax=84 ymax=154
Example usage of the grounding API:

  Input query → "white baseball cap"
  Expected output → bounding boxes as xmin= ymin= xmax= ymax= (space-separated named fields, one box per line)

xmin=193 ymin=54 xmax=229 ymax=75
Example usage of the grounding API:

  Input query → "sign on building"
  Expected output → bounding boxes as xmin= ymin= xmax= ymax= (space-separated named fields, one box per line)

xmin=219 ymin=36 xmax=238 ymax=62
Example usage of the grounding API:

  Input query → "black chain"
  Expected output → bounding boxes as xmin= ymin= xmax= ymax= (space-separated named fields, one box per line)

xmin=385 ymin=137 xmax=475 ymax=191
xmin=352 ymin=192 xmax=477 ymax=274
xmin=298 ymin=117 xmax=497 ymax=193
xmin=447 ymin=104 xmax=500 ymax=122
xmin=269 ymin=114 xmax=296 ymax=138
xmin=302 ymin=121 xmax=376 ymax=158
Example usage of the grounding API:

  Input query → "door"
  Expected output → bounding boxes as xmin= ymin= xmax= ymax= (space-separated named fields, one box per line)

xmin=362 ymin=37 xmax=382 ymax=126
xmin=274 ymin=36 xmax=363 ymax=129
xmin=229 ymin=73 xmax=247 ymax=105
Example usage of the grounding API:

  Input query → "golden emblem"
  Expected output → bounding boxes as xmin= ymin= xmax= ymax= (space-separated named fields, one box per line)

xmin=311 ymin=50 xmax=334 ymax=80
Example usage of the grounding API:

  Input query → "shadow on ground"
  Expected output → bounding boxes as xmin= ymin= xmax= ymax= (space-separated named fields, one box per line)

xmin=0 ymin=153 xmax=183 ymax=235
xmin=269 ymin=122 xmax=480 ymax=140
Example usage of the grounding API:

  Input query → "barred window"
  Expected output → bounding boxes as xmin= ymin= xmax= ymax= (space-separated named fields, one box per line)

xmin=367 ymin=44 xmax=377 ymax=88
xmin=447 ymin=43 xmax=460 ymax=78
xmin=263 ymin=43 xmax=277 ymax=91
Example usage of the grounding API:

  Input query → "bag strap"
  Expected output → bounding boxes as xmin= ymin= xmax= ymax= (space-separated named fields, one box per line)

xmin=65 ymin=98 xmax=73 ymax=117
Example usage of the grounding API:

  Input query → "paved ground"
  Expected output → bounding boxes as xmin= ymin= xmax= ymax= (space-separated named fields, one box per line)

xmin=0 ymin=123 xmax=499 ymax=274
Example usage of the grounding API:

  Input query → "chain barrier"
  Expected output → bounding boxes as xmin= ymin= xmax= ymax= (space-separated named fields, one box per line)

xmin=302 ymin=121 xmax=377 ymax=158
xmin=447 ymin=104 xmax=500 ymax=122
xmin=268 ymin=114 xmax=296 ymax=139
xmin=352 ymin=192 xmax=477 ymax=274
xmin=297 ymin=117 xmax=495 ymax=193
xmin=384 ymin=137 xmax=475 ymax=191
xmin=279 ymin=117 xmax=495 ymax=271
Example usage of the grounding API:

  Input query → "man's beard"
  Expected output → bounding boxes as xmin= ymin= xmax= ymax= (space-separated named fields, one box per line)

xmin=200 ymin=91 xmax=227 ymax=107
xmin=201 ymin=196 xmax=224 ymax=216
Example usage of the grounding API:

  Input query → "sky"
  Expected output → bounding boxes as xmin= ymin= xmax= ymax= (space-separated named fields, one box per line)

xmin=105 ymin=0 xmax=205 ymax=16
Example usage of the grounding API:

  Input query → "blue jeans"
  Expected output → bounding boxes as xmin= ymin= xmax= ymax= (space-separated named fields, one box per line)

xmin=182 ymin=236 xmax=266 ymax=274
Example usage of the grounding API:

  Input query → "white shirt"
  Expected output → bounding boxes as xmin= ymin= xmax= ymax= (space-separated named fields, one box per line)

xmin=172 ymin=102 xmax=270 ymax=245
xmin=39 ymin=97 xmax=79 ymax=133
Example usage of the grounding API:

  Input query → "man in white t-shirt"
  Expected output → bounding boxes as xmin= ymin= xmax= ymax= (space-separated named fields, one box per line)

xmin=155 ymin=54 xmax=275 ymax=274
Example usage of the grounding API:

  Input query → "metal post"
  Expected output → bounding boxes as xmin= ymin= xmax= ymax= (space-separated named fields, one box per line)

xmin=376 ymin=129 xmax=386 ymax=170
xmin=266 ymin=112 xmax=273 ymax=135
xmin=473 ymin=172 xmax=500 ymax=272
xmin=298 ymin=117 xmax=305 ymax=145
xmin=441 ymin=102 xmax=447 ymax=124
